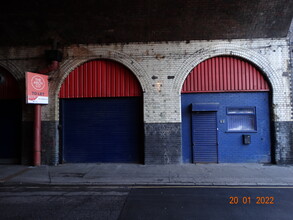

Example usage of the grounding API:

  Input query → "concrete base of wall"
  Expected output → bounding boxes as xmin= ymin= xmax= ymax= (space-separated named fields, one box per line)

xmin=41 ymin=121 xmax=59 ymax=166
xmin=20 ymin=121 xmax=59 ymax=166
xmin=275 ymin=121 xmax=293 ymax=164
xmin=22 ymin=120 xmax=293 ymax=165
xmin=144 ymin=123 xmax=182 ymax=164
xmin=21 ymin=121 xmax=33 ymax=165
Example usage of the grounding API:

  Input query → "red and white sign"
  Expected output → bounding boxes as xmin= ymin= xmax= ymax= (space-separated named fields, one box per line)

xmin=26 ymin=72 xmax=49 ymax=104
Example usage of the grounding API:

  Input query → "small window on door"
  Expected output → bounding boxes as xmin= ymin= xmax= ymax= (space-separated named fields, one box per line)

xmin=227 ymin=107 xmax=256 ymax=132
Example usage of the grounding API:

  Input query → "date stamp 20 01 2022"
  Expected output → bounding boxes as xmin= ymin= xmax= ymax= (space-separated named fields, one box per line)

xmin=229 ymin=196 xmax=275 ymax=205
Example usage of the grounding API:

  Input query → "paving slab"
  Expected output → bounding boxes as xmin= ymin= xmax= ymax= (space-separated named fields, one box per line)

xmin=7 ymin=166 xmax=50 ymax=185
xmin=1 ymin=163 xmax=293 ymax=186
xmin=0 ymin=165 xmax=29 ymax=182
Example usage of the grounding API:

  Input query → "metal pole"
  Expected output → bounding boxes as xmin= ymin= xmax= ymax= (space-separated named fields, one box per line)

xmin=34 ymin=104 xmax=41 ymax=166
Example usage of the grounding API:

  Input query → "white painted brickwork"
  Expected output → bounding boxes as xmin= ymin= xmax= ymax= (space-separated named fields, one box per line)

xmin=0 ymin=39 xmax=291 ymax=123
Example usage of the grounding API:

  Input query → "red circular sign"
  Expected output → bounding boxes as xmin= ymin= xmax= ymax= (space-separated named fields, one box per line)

xmin=31 ymin=75 xmax=45 ymax=90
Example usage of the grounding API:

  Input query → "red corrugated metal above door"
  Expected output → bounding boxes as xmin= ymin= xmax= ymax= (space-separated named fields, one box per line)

xmin=59 ymin=60 xmax=142 ymax=98
xmin=182 ymin=56 xmax=270 ymax=93
xmin=0 ymin=67 xmax=20 ymax=99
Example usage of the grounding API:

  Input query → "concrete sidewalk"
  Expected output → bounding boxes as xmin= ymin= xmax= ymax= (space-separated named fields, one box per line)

xmin=1 ymin=163 xmax=293 ymax=186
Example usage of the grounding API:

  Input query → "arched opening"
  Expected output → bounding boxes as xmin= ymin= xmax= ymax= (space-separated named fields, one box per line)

xmin=0 ymin=66 xmax=21 ymax=164
xmin=58 ymin=59 xmax=144 ymax=163
xmin=181 ymin=56 xmax=271 ymax=163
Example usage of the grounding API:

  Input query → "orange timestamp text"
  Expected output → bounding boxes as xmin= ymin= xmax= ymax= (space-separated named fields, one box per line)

xmin=229 ymin=196 xmax=275 ymax=205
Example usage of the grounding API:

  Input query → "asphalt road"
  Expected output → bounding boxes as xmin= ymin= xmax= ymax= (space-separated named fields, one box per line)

xmin=0 ymin=185 xmax=292 ymax=220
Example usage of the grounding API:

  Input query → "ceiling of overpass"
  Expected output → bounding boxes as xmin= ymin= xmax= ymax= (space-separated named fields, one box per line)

xmin=0 ymin=0 xmax=292 ymax=46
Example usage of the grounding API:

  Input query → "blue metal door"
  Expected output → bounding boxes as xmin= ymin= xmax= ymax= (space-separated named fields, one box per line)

xmin=192 ymin=111 xmax=218 ymax=163
xmin=60 ymin=97 xmax=143 ymax=163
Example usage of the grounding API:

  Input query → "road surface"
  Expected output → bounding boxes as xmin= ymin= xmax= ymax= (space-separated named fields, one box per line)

xmin=0 ymin=185 xmax=292 ymax=220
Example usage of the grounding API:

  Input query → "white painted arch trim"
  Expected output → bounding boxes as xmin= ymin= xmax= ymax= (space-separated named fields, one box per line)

xmin=0 ymin=58 xmax=24 ymax=81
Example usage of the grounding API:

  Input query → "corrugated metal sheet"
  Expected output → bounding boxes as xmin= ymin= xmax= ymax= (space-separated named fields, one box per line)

xmin=59 ymin=60 xmax=142 ymax=98
xmin=182 ymin=56 xmax=270 ymax=93
xmin=192 ymin=111 xmax=218 ymax=163
xmin=0 ymin=67 xmax=20 ymax=99
xmin=61 ymin=97 xmax=144 ymax=163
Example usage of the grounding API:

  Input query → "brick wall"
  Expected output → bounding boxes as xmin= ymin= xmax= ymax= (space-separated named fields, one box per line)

xmin=48 ymin=39 xmax=291 ymax=123
xmin=276 ymin=19 xmax=293 ymax=164
xmin=0 ymin=38 xmax=292 ymax=164
xmin=182 ymin=92 xmax=271 ymax=163
xmin=289 ymin=19 xmax=293 ymax=120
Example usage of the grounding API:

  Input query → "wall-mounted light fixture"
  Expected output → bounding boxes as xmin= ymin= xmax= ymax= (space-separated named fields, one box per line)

xmin=155 ymin=82 xmax=162 ymax=92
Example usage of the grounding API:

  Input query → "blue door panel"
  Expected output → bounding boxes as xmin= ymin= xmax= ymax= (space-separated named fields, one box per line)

xmin=60 ymin=97 xmax=143 ymax=163
xmin=182 ymin=92 xmax=271 ymax=163
xmin=192 ymin=112 xmax=218 ymax=163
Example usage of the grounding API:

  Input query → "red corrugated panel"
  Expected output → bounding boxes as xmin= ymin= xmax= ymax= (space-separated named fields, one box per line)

xmin=182 ymin=56 xmax=269 ymax=93
xmin=59 ymin=60 xmax=142 ymax=98
xmin=0 ymin=67 xmax=20 ymax=99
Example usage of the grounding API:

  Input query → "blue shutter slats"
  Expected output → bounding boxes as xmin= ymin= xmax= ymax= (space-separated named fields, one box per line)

xmin=192 ymin=112 xmax=218 ymax=163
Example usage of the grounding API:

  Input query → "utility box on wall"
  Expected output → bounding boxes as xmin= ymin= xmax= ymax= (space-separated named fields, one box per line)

xmin=243 ymin=135 xmax=251 ymax=145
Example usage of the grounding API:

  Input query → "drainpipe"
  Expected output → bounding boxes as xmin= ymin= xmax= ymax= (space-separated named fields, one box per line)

xmin=33 ymin=104 xmax=42 ymax=166
xmin=33 ymin=42 xmax=62 ymax=166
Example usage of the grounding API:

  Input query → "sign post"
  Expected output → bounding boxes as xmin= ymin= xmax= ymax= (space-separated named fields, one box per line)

xmin=26 ymin=72 xmax=49 ymax=104
xmin=26 ymin=72 xmax=49 ymax=166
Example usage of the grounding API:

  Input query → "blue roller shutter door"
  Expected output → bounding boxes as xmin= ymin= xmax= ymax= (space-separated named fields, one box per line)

xmin=192 ymin=111 xmax=218 ymax=163
xmin=60 ymin=97 xmax=143 ymax=163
